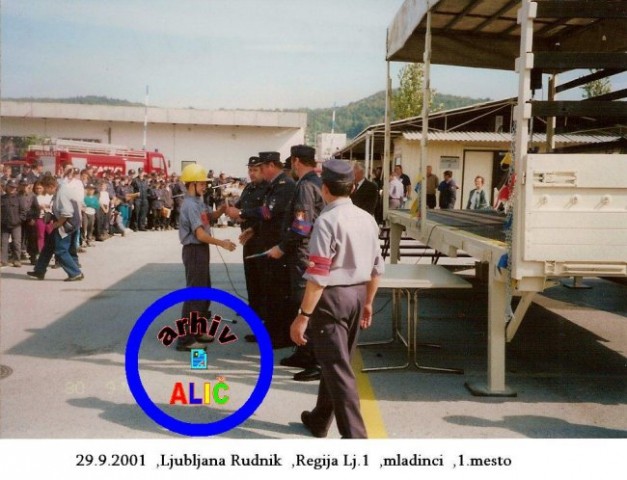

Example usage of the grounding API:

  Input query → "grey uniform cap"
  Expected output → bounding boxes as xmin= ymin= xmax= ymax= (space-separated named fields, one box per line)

xmin=321 ymin=159 xmax=354 ymax=184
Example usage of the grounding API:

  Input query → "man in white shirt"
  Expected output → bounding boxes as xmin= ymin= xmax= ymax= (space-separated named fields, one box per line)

xmin=388 ymin=172 xmax=404 ymax=209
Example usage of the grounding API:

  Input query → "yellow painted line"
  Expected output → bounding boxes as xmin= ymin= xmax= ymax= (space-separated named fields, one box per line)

xmin=352 ymin=349 xmax=387 ymax=438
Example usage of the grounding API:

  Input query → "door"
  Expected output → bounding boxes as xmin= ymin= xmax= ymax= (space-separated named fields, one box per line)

xmin=462 ymin=151 xmax=494 ymax=209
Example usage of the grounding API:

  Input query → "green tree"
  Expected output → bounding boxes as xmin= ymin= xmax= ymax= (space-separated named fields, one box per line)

xmin=581 ymin=70 xmax=611 ymax=98
xmin=392 ymin=63 xmax=433 ymax=120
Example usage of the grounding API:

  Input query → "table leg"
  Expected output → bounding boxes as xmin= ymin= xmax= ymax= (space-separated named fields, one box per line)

xmin=412 ymin=290 xmax=464 ymax=375
xmin=358 ymin=289 xmax=403 ymax=347
xmin=361 ymin=288 xmax=411 ymax=372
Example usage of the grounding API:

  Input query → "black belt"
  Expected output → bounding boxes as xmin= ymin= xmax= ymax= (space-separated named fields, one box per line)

xmin=325 ymin=282 xmax=368 ymax=289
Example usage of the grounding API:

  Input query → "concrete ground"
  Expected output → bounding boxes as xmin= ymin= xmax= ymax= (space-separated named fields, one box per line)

xmin=0 ymin=226 xmax=625 ymax=440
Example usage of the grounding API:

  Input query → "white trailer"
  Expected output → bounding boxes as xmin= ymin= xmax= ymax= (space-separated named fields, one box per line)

xmin=384 ymin=0 xmax=627 ymax=395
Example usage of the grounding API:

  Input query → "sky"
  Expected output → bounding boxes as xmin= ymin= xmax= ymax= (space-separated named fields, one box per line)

xmin=2 ymin=0 xmax=618 ymax=111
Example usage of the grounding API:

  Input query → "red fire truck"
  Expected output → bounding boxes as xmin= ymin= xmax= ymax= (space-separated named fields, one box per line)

xmin=24 ymin=139 xmax=169 ymax=177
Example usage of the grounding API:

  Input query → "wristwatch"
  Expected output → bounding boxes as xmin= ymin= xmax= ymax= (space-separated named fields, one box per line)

xmin=298 ymin=308 xmax=312 ymax=318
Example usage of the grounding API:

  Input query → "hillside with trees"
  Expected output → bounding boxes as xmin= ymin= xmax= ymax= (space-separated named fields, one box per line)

xmin=4 ymin=95 xmax=143 ymax=107
xmin=301 ymin=90 xmax=490 ymax=142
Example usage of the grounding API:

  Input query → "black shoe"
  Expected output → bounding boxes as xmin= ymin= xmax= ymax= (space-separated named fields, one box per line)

xmin=293 ymin=367 xmax=322 ymax=382
xmin=196 ymin=334 xmax=215 ymax=343
xmin=64 ymin=273 xmax=84 ymax=282
xmin=175 ymin=342 xmax=207 ymax=352
xmin=27 ymin=271 xmax=45 ymax=280
xmin=244 ymin=334 xmax=257 ymax=343
xmin=280 ymin=349 xmax=316 ymax=369
xmin=301 ymin=411 xmax=327 ymax=438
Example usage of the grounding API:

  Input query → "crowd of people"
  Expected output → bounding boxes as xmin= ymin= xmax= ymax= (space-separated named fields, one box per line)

xmin=0 ymin=161 xmax=247 ymax=274
xmin=388 ymin=165 xmax=496 ymax=211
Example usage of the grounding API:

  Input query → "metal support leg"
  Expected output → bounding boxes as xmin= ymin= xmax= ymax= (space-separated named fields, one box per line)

xmin=563 ymin=276 xmax=592 ymax=289
xmin=506 ymin=291 xmax=537 ymax=342
xmin=465 ymin=263 xmax=516 ymax=396
xmin=390 ymin=222 xmax=403 ymax=265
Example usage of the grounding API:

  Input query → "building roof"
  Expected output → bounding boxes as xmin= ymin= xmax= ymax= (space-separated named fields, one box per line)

xmin=402 ymin=131 xmax=620 ymax=144
xmin=0 ymin=101 xmax=307 ymax=129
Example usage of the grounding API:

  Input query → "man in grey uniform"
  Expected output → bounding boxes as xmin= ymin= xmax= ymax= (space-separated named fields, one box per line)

xmin=290 ymin=159 xmax=384 ymax=439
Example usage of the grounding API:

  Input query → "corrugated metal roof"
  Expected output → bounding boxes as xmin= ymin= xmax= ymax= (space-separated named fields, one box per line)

xmin=402 ymin=131 xmax=619 ymax=144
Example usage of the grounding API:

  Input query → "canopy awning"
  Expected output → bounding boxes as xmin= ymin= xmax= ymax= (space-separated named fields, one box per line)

xmin=387 ymin=0 xmax=627 ymax=71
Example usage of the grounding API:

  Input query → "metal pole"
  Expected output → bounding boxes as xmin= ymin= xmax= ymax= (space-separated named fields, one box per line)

xmin=365 ymin=132 xmax=371 ymax=178
xmin=143 ymin=85 xmax=149 ymax=150
xmin=546 ymin=74 xmax=557 ymax=152
xmin=383 ymin=59 xmax=392 ymax=222
xmin=370 ymin=131 xmax=375 ymax=178
xmin=420 ymin=12 xmax=432 ymax=233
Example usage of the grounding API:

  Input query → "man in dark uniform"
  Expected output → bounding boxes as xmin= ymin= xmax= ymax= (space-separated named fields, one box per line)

xmin=228 ymin=156 xmax=268 ymax=317
xmin=1 ymin=179 xmax=26 ymax=267
xmin=290 ymin=159 xmax=384 ymax=439
xmin=19 ymin=164 xmax=38 ymax=185
xmin=350 ymin=161 xmax=379 ymax=216
xmin=228 ymin=151 xmax=295 ymax=348
xmin=266 ymin=145 xmax=324 ymax=381
xmin=131 ymin=170 xmax=149 ymax=231
xmin=170 ymin=173 xmax=185 ymax=229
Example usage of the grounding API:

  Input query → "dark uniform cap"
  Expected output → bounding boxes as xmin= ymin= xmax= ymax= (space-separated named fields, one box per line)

xmin=6 ymin=179 xmax=17 ymax=188
xmin=321 ymin=159 xmax=354 ymax=184
xmin=247 ymin=156 xmax=262 ymax=167
xmin=258 ymin=151 xmax=281 ymax=164
xmin=283 ymin=156 xmax=292 ymax=170
xmin=86 ymin=183 xmax=96 ymax=190
xmin=290 ymin=144 xmax=315 ymax=160
xmin=19 ymin=178 xmax=29 ymax=185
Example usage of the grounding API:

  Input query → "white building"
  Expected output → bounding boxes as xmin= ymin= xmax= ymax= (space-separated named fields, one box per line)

xmin=315 ymin=133 xmax=346 ymax=161
xmin=0 ymin=101 xmax=307 ymax=177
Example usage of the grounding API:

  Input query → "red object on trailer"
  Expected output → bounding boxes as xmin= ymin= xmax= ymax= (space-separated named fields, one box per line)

xmin=24 ymin=140 xmax=169 ymax=177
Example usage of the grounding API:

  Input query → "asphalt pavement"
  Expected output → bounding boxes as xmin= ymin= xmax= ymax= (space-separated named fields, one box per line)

xmin=0 ymin=226 xmax=625 ymax=439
